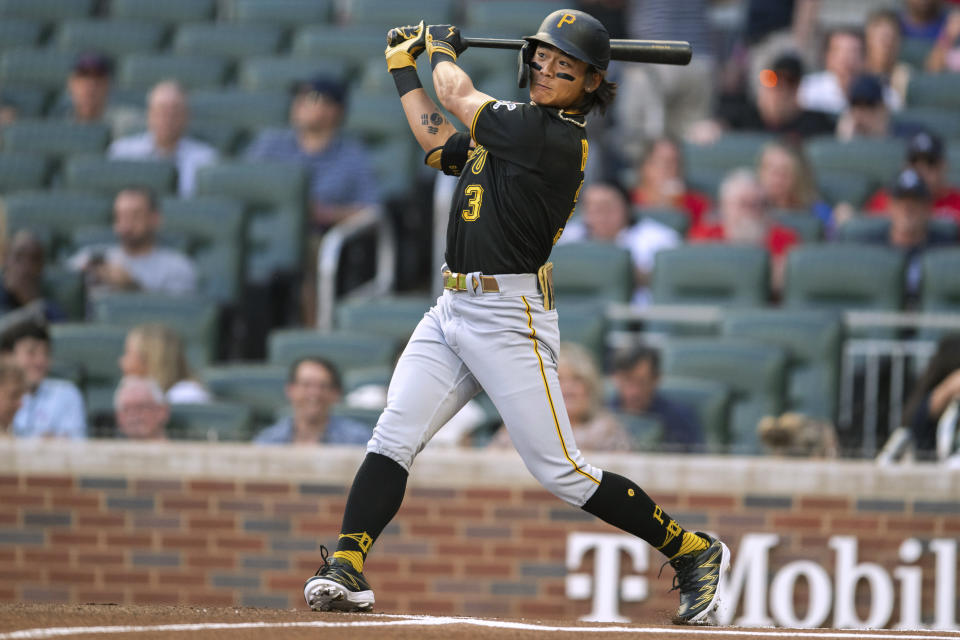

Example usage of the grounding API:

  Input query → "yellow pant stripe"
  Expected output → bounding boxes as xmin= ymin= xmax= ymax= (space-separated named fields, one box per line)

xmin=521 ymin=296 xmax=599 ymax=485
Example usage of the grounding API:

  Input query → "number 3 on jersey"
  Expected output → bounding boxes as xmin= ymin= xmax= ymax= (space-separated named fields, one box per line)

xmin=461 ymin=184 xmax=483 ymax=222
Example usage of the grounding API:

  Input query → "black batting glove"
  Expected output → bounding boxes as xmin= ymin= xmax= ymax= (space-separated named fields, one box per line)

xmin=426 ymin=24 xmax=467 ymax=68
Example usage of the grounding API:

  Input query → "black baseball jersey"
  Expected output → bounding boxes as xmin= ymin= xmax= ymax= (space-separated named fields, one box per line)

xmin=444 ymin=99 xmax=588 ymax=275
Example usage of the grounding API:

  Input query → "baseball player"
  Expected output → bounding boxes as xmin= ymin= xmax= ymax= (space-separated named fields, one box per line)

xmin=304 ymin=10 xmax=730 ymax=625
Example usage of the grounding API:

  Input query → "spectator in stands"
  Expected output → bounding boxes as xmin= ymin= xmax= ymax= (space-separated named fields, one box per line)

xmin=629 ymin=137 xmax=711 ymax=227
xmin=901 ymin=333 xmax=960 ymax=459
xmin=836 ymin=75 xmax=927 ymax=142
xmin=0 ymin=358 xmax=25 ymax=436
xmin=0 ymin=97 xmax=16 ymax=127
xmin=755 ymin=141 xmax=833 ymax=231
xmin=491 ymin=342 xmax=632 ymax=451
xmin=113 ymin=376 xmax=170 ymax=441
xmin=864 ymin=9 xmax=910 ymax=110
xmin=693 ymin=52 xmax=835 ymax=144
xmin=798 ymin=27 xmax=865 ymax=115
xmin=689 ymin=169 xmax=799 ymax=295
xmin=244 ymin=75 xmax=379 ymax=232
xmin=118 ymin=324 xmax=210 ymax=404
xmin=108 ymin=81 xmax=217 ymax=197
xmin=64 ymin=52 xmax=140 ymax=137
xmin=0 ymin=319 xmax=86 ymax=439
xmin=0 ymin=230 xmax=66 ymax=322
xmin=925 ymin=8 xmax=960 ymax=71
xmin=561 ymin=181 xmax=680 ymax=306
xmin=609 ymin=345 xmax=704 ymax=452
xmin=865 ymin=131 xmax=960 ymax=221
xmin=253 ymin=356 xmax=369 ymax=445
xmin=900 ymin=0 xmax=950 ymax=41
xmin=68 ymin=187 xmax=198 ymax=300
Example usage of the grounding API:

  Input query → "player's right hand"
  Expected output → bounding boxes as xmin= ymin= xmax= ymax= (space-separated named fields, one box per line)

xmin=385 ymin=20 xmax=425 ymax=71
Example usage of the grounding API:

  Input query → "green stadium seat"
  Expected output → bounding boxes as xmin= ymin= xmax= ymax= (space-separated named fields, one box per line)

xmin=291 ymin=25 xmax=387 ymax=73
xmin=0 ymin=18 xmax=43 ymax=48
xmin=0 ymin=152 xmax=50 ymax=193
xmin=651 ymin=244 xmax=770 ymax=307
xmin=806 ymin=136 xmax=906 ymax=185
xmin=612 ymin=412 xmax=662 ymax=450
xmin=238 ymin=56 xmax=347 ymax=92
xmin=771 ymin=210 xmax=823 ymax=241
xmin=657 ymin=376 xmax=731 ymax=453
xmin=635 ymin=207 xmax=691 ymax=237
xmin=223 ymin=0 xmax=333 ymax=26
xmin=54 ymin=19 xmax=166 ymax=56
xmin=1 ymin=120 xmax=110 ymax=157
xmin=62 ymin=156 xmax=177 ymax=195
xmin=920 ymin=248 xmax=960 ymax=335
xmin=813 ymin=168 xmax=877 ymax=208
xmin=0 ymin=0 xmax=95 ymax=20
xmin=368 ymin=138 xmax=416 ymax=200
xmin=334 ymin=296 xmax=429 ymax=341
xmin=185 ymin=119 xmax=242 ymax=155
xmin=898 ymin=36 xmax=933 ymax=68
xmin=188 ymin=89 xmax=290 ymax=131
xmin=723 ymin=309 xmax=843 ymax=421
xmin=330 ymin=404 xmax=380 ymax=431
xmin=172 ymin=23 xmax=283 ymax=59
xmin=0 ymin=48 xmax=78 ymax=90
xmin=550 ymin=241 xmax=634 ymax=305
xmin=683 ymin=132 xmax=774 ymax=173
xmin=345 ymin=91 xmax=409 ymax=142
xmin=894 ymin=106 xmax=960 ymax=140
xmin=464 ymin=0 xmax=567 ymax=38
xmin=661 ymin=338 xmax=788 ymax=454
xmin=906 ymin=72 xmax=960 ymax=109
xmin=41 ymin=265 xmax=84 ymax=321
xmin=342 ymin=0 xmax=455 ymax=26
xmin=160 ymin=196 xmax=247 ymax=304
xmin=268 ymin=329 xmax=399 ymax=375
xmin=477 ymin=70 xmax=527 ymax=103
xmin=557 ymin=301 xmax=608 ymax=367
xmin=3 ymin=190 xmax=112 ymax=258
xmin=110 ymin=0 xmax=216 ymax=23
xmin=49 ymin=322 xmax=127 ymax=413
xmin=0 ymin=85 xmax=49 ymax=118
xmin=837 ymin=217 xmax=958 ymax=244
xmin=201 ymin=363 xmax=288 ymax=425
xmin=118 ymin=54 xmax=230 ymax=91
xmin=458 ymin=48 xmax=520 ymax=84
xmin=91 ymin=293 xmax=220 ymax=368
xmin=783 ymin=243 xmax=906 ymax=312
xmin=342 ymin=366 xmax=392 ymax=394
xmin=169 ymin=402 xmax=254 ymax=442
xmin=684 ymin=165 xmax=727 ymax=201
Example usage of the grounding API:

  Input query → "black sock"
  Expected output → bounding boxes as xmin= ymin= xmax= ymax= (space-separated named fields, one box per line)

xmin=581 ymin=471 xmax=707 ymax=559
xmin=333 ymin=452 xmax=408 ymax=571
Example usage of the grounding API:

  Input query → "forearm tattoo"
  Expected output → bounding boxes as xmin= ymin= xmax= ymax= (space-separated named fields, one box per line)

xmin=420 ymin=111 xmax=445 ymax=136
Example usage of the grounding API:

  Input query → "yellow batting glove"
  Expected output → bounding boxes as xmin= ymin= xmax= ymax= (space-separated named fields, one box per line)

xmin=385 ymin=20 xmax=425 ymax=71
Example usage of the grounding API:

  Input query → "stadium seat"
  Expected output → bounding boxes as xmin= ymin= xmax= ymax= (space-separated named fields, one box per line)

xmin=118 ymin=54 xmax=230 ymax=91
xmin=894 ymin=106 xmax=960 ymax=141
xmin=661 ymin=338 xmax=788 ymax=454
xmin=223 ymin=0 xmax=333 ymax=26
xmin=172 ymin=23 xmax=283 ymax=59
xmin=91 ymin=293 xmax=220 ymax=368
xmin=110 ymin=0 xmax=216 ymax=24
xmin=3 ymin=190 xmax=112 ymax=259
xmin=330 ymin=404 xmax=380 ymax=430
xmin=683 ymin=165 xmax=727 ymax=201
xmin=194 ymin=162 xmax=308 ymax=282
xmin=616 ymin=413 xmax=664 ymax=451
xmin=342 ymin=91 xmax=411 ymax=145
xmin=458 ymin=48 xmax=517 ymax=85
xmin=334 ymin=296 xmax=429 ymax=342
xmin=1 ymin=120 xmax=110 ymax=158
xmin=188 ymin=89 xmax=290 ymax=131
xmin=723 ymin=309 xmax=843 ymax=421
xmin=42 ymin=265 xmax=85 ymax=321
xmin=683 ymin=132 xmax=774 ymax=173
xmin=49 ymin=322 xmax=127 ymax=414
xmin=464 ymin=0 xmax=567 ymax=37
xmin=237 ymin=56 xmax=348 ymax=92
xmin=812 ymin=168 xmax=875 ymax=208
xmin=920 ymin=248 xmax=960 ymax=338
xmin=268 ymin=329 xmax=399 ymax=375
xmin=342 ymin=366 xmax=392 ymax=394
xmin=291 ymin=25 xmax=388 ymax=74
xmin=54 ymin=19 xmax=166 ymax=56
xmin=342 ymin=0 xmax=456 ymax=27
xmin=651 ymin=244 xmax=770 ymax=307
xmin=557 ymin=301 xmax=608 ymax=367
xmin=0 ymin=152 xmax=50 ymax=193
xmin=837 ymin=216 xmax=958 ymax=244
xmin=634 ymin=207 xmax=691 ymax=237
xmin=0 ymin=18 xmax=43 ymax=48
xmin=783 ymin=244 xmax=906 ymax=312
xmin=62 ymin=156 xmax=178 ymax=196
xmin=550 ymin=241 xmax=634 ymax=305
xmin=201 ymin=363 xmax=288 ymax=425
xmin=0 ymin=49 xmax=78 ymax=90
xmin=368 ymin=138 xmax=416 ymax=200
xmin=806 ymin=136 xmax=906 ymax=185
xmin=188 ymin=119 xmax=242 ymax=155
xmin=0 ymin=0 xmax=95 ymax=21
xmin=898 ymin=36 xmax=933 ymax=68
xmin=657 ymin=375 xmax=731 ymax=453
xmin=0 ymin=85 xmax=49 ymax=118
xmin=906 ymin=72 xmax=960 ymax=109
xmin=168 ymin=402 xmax=254 ymax=442
xmin=771 ymin=209 xmax=823 ymax=241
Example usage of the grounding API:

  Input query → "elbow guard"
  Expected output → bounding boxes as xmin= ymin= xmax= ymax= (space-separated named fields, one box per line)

xmin=424 ymin=131 xmax=471 ymax=176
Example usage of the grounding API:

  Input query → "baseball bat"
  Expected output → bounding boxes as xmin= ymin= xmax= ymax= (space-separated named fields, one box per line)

xmin=463 ymin=37 xmax=692 ymax=66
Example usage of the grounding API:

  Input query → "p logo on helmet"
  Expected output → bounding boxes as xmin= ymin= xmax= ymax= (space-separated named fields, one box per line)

xmin=557 ymin=13 xmax=576 ymax=28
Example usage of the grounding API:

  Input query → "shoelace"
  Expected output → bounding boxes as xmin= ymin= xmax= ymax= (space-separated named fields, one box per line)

xmin=660 ymin=555 xmax=696 ymax=593
xmin=314 ymin=545 xmax=332 ymax=577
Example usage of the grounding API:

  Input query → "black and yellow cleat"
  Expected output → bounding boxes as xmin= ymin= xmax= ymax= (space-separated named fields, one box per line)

xmin=303 ymin=546 xmax=375 ymax=612
xmin=669 ymin=532 xmax=730 ymax=625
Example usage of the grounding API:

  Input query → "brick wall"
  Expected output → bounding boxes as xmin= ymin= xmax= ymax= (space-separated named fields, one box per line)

xmin=1 ymin=440 xmax=958 ymax=624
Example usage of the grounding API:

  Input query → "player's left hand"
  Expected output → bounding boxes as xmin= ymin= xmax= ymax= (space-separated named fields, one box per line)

xmin=385 ymin=20 xmax=425 ymax=71
xmin=426 ymin=24 xmax=467 ymax=62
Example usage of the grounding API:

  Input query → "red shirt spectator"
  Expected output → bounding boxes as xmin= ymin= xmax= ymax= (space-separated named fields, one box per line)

xmin=630 ymin=137 xmax=712 ymax=227
xmin=689 ymin=220 xmax=799 ymax=258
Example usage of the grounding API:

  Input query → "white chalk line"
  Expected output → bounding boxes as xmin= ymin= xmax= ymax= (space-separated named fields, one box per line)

xmin=1 ymin=614 xmax=959 ymax=639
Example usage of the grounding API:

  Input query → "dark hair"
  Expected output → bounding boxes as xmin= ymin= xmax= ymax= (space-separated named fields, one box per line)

xmin=116 ymin=186 xmax=158 ymax=213
xmin=287 ymin=356 xmax=342 ymax=390
xmin=578 ymin=67 xmax=617 ymax=116
xmin=612 ymin=344 xmax=661 ymax=377
xmin=0 ymin=319 xmax=50 ymax=353
xmin=640 ymin=135 xmax=685 ymax=172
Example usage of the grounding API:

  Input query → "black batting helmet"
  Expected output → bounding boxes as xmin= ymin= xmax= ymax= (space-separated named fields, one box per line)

xmin=518 ymin=9 xmax=610 ymax=87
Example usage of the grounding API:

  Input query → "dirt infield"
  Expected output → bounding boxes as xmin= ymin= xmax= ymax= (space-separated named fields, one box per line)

xmin=2 ymin=605 xmax=960 ymax=640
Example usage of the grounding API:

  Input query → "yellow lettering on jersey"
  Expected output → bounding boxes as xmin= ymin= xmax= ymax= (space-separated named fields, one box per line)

xmin=557 ymin=13 xmax=576 ymax=28
xmin=462 ymin=184 xmax=483 ymax=221
xmin=469 ymin=146 xmax=488 ymax=175
xmin=653 ymin=505 xmax=664 ymax=525
xmin=580 ymin=139 xmax=589 ymax=171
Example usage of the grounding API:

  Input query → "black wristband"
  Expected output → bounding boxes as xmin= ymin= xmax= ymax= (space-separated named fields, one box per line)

xmin=390 ymin=66 xmax=422 ymax=98
xmin=429 ymin=50 xmax=457 ymax=69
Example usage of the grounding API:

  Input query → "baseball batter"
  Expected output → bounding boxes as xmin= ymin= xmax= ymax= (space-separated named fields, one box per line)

xmin=304 ymin=9 xmax=730 ymax=625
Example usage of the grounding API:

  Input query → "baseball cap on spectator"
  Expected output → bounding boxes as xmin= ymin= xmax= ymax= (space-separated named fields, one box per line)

xmin=889 ymin=167 xmax=932 ymax=201
xmin=848 ymin=74 xmax=884 ymax=107
xmin=769 ymin=53 xmax=804 ymax=86
xmin=906 ymin=131 xmax=944 ymax=164
xmin=294 ymin=75 xmax=348 ymax=107
xmin=72 ymin=52 xmax=113 ymax=77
